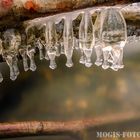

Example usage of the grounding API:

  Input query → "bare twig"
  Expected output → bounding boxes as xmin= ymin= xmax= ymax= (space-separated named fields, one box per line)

xmin=0 ymin=112 xmax=139 ymax=138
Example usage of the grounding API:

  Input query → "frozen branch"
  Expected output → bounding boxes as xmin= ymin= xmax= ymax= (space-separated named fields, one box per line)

xmin=0 ymin=0 xmax=138 ymax=30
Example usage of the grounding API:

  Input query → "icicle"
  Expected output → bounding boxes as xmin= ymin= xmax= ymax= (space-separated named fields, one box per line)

xmin=79 ymin=49 xmax=86 ymax=64
xmin=3 ymin=52 xmax=17 ymax=81
xmin=43 ymin=24 xmax=49 ymax=60
xmin=79 ymin=11 xmax=95 ymax=67
xmin=19 ymin=48 xmax=29 ymax=71
xmin=0 ymin=72 xmax=3 ymax=83
xmin=27 ymin=45 xmax=37 ymax=71
xmin=63 ymin=16 xmax=74 ymax=68
xmin=26 ymin=26 xmax=37 ymax=71
xmin=2 ymin=29 xmax=20 ymax=80
xmin=60 ymin=42 xmax=65 ymax=54
xmin=46 ymin=21 xmax=57 ymax=69
xmin=55 ymin=43 xmax=61 ymax=57
xmin=13 ymin=56 xmax=20 ymax=76
xmin=94 ymin=11 xmax=103 ymax=66
xmin=100 ymin=8 xmax=127 ymax=70
xmin=55 ymin=20 xmax=64 ymax=56
xmin=35 ymin=38 xmax=44 ymax=60
xmin=0 ymin=39 xmax=3 ymax=83
xmin=73 ymin=37 xmax=79 ymax=50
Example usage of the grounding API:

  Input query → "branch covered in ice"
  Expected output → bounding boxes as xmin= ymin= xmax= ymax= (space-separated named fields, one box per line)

xmin=0 ymin=3 xmax=140 ymax=83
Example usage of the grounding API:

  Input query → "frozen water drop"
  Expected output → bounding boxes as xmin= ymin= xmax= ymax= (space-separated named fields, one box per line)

xmin=13 ymin=57 xmax=20 ymax=76
xmin=27 ymin=45 xmax=37 ymax=71
xmin=102 ymin=50 xmax=110 ymax=69
xmin=79 ymin=11 xmax=95 ymax=67
xmin=0 ymin=72 xmax=3 ymax=83
xmin=100 ymin=8 xmax=127 ymax=70
xmin=35 ymin=39 xmax=44 ymax=60
xmin=94 ymin=45 xmax=103 ymax=66
xmin=84 ymin=49 xmax=92 ymax=68
xmin=60 ymin=43 xmax=65 ymax=54
xmin=46 ymin=21 xmax=57 ymax=69
xmin=45 ymin=48 xmax=49 ymax=60
xmin=10 ymin=66 xmax=17 ymax=81
xmin=79 ymin=49 xmax=86 ymax=64
xmin=19 ymin=48 xmax=29 ymax=72
xmin=55 ymin=43 xmax=61 ymax=57
xmin=94 ymin=12 xmax=103 ymax=66
xmin=48 ymin=50 xmax=57 ymax=69
xmin=63 ymin=16 xmax=74 ymax=68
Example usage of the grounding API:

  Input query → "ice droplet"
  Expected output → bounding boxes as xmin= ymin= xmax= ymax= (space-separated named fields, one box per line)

xmin=94 ymin=12 xmax=103 ymax=66
xmin=63 ymin=16 xmax=74 ymax=67
xmin=79 ymin=49 xmax=86 ymax=64
xmin=46 ymin=21 xmax=57 ymax=69
xmin=0 ymin=72 xmax=3 ymax=83
xmin=13 ymin=56 xmax=20 ymax=76
xmin=27 ymin=45 xmax=37 ymax=71
xmin=3 ymin=53 xmax=17 ymax=81
xmin=35 ymin=39 xmax=44 ymax=60
xmin=100 ymin=8 xmax=127 ymax=70
xmin=79 ymin=11 xmax=95 ymax=67
xmin=19 ymin=48 xmax=29 ymax=71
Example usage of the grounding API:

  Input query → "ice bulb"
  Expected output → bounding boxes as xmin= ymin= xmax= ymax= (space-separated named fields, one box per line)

xmin=2 ymin=29 xmax=20 ymax=80
xmin=63 ymin=16 xmax=74 ymax=68
xmin=27 ymin=45 xmax=37 ymax=71
xmin=35 ymin=38 xmax=44 ymax=60
xmin=19 ymin=48 xmax=29 ymax=71
xmin=46 ymin=21 xmax=57 ymax=69
xmin=0 ymin=72 xmax=3 ymax=83
xmin=79 ymin=11 xmax=95 ymax=67
xmin=94 ymin=12 xmax=103 ymax=66
xmin=100 ymin=8 xmax=127 ymax=70
xmin=79 ymin=49 xmax=86 ymax=64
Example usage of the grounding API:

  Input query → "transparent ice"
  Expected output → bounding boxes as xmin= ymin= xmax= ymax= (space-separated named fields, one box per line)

xmin=94 ymin=11 xmax=103 ymax=66
xmin=100 ymin=8 xmax=127 ymax=70
xmin=35 ymin=38 xmax=44 ymax=60
xmin=0 ymin=39 xmax=3 ymax=83
xmin=79 ymin=11 xmax=95 ymax=67
xmin=19 ymin=48 xmax=29 ymax=71
xmin=46 ymin=21 xmax=57 ymax=69
xmin=2 ymin=29 xmax=20 ymax=80
xmin=63 ymin=17 xmax=74 ymax=68
xmin=27 ymin=45 xmax=37 ymax=71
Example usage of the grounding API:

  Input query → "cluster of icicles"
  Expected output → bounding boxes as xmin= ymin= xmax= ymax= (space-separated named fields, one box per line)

xmin=0 ymin=7 xmax=131 ymax=83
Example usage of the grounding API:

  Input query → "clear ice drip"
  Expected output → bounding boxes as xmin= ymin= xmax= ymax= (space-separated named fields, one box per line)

xmin=79 ymin=11 xmax=95 ymax=67
xmin=55 ymin=20 xmax=64 ymax=56
xmin=26 ymin=26 xmax=37 ymax=71
xmin=27 ymin=45 xmax=37 ymax=71
xmin=63 ymin=17 xmax=74 ymax=68
xmin=1 ymin=29 xmax=20 ymax=80
xmin=0 ymin=39 xmax=3 ymax=83
xmin=45 ymin=21 xmax=57 ymax=69
xmin=100 ymin=8 xmax=127 ymax=70
xmin=35 ymin=39 xmax=44 ymax=60
xmin=0 ymin=5 xmax=134 ymax=83
xmin=0 ymin=71 xmax=3 ymax=83
xmin=3 ymin=52 xmax=18 ymax=81
xmin=94 ymin=11 xmax=103 ymax=66
xmin=19 ymin=48 xmax=29 ymax=71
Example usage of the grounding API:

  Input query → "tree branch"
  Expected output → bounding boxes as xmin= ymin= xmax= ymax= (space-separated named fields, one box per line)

xmin=0 ymin=112 xmax=139 ymax=138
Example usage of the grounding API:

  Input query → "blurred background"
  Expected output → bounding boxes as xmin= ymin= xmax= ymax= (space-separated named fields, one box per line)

xmin=0 ymin=41 xmax=140 ymax=140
